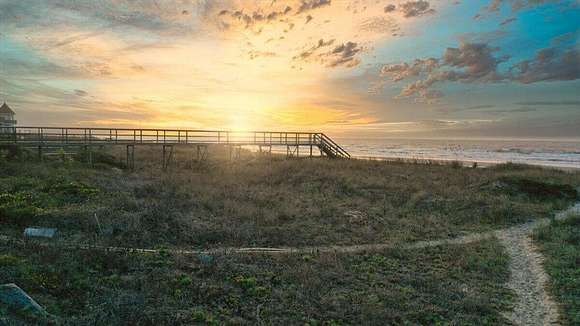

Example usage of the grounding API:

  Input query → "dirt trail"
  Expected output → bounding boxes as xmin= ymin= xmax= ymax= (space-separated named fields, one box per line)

xmin=2 ymin=203 xmax=579 ymax=324
xmin=495 ymin=202 xmax=579 ymax=325
xmin=497 ymin=223 xmax=559 ymax=325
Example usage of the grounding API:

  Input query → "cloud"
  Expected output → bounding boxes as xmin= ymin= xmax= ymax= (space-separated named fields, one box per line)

xmin=382 ymin=1 xmax=435 ymax=18
xmin=294 ymin=39 xmax=361 ymax=68
xmin=217 ymin=0 xmax=333 ymax=30
xmin=462 ymin=104 xmax=496 ymax=110
xmin=442 ymin=43 xmax=508 ymax=80
xmin=380 ymin=58 xmax=439 ymax=81
xmin=0 ymin=54 xmax=81 ymax=79
xmin=499 ymin=17 xmax=516 ymax=26
xmin=248 ymin=50 xmax=278 ymax=60
xmin=377 ymin=40 xmax=579 ymax=103
xmin=359 ymin=17 xmax=399 ymax=34
xmin=457 ymin=30 xmax=507 ymax=44
xmin=293 ymin=38 xmax=335 ymax=60
xmin=399 ymin=1 xmax=436 ymax=18
xmin=379 ymin=42 xmax=508 ymax=102
xmin=296 ymin=0 xmax=332 ymax=14
xmin=510 ymin=47 xmax=580 ymax=84
xmin=476 ymin=0 xmax=564 ymax=18
xmin=74 ymin=89 xmax=88 ymax=97
xmin=483 ymin=0 xmax=554 ymax=13
xmin=218 ymin=5 xmax=293 ymax=29
xmin=438 ymin=104 xmax=538 ymax=116
xmin=516 ymin=101 xmax=580 ymax=106
xmin=384 ymin=4 xmax=397 ymax=13
xmin=469 ymin=107 xmax=536 ymax=114
xmin=324 ymin=42 xmax=362 ymax=67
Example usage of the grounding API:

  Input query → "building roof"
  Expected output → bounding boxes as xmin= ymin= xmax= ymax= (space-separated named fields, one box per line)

xmin=0 ymin=102 xmax=15 ymax=114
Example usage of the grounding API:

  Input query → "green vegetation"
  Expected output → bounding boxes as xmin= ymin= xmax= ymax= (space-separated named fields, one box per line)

xmin=2 ymin=146 xmax=578 ymax=324
xmin=0 ymin=239 xmax=512 ymax=325
xmin=533 ymin=214 xmax=580 ymax=325
xmin=1 ymin=146 xmax=578 ymax=249
xmin=0 ymin=168 xmax=102 ymax=230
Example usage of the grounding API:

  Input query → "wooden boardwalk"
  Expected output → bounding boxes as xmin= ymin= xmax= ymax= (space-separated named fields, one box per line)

xmin=0 ymin=126 xmax=350 ymax=160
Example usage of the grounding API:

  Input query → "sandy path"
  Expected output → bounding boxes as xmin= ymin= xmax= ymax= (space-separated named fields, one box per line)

xmin=497 ymin=223 xmax=559 ymax=325
xmin=2 ymin=203 xmax=579 ymax=325
xmin=495 ymin=202 xmax=579 ymax=325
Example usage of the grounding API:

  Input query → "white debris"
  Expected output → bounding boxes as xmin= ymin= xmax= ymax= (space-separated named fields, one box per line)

xmin=23 ymin=227 xmax=57 ymax=239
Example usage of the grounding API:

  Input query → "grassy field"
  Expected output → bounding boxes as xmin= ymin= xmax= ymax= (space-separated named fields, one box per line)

xmin=0 ymin=145 xmax=578 ymax=250
xmin=533 ymin=214 xmax=580 ymax=325
xmin=0 ymin=238 xmax=513 ymax=325
xmin=1 ymin=145 xmax=579 ymax=324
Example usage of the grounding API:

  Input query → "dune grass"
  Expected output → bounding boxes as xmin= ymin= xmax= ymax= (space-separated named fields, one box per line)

xmin=533 ymin=214 xmax=580 ymax=325
xmin=2 ymin=145 xmax=578 ymax=324
xmin=0 ymin=238 xmax=513 ymax=325
xmin=1 ymin=145 xmax=579 ymax=249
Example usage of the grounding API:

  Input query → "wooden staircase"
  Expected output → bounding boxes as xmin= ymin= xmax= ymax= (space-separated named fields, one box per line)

xmin=316 ymin=133 xmax=350 ymax=159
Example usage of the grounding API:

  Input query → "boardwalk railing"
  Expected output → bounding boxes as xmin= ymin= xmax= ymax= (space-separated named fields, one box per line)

xmin=0 ymin=127 xmax=350 ymax=159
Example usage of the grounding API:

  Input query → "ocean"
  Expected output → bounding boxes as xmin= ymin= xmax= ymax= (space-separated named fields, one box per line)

xmin=335 ymin=138 xmax=580 ymax=169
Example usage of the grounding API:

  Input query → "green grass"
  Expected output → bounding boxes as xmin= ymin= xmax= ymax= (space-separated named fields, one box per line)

xmin=0 ymin=238 xmax=513 ymax=325
xmin=533 ymin=214 xmax=580 ymax=325
xmin=2 ymin=146 xmax=577 ymax=324
xmin=0 ymin=146 xmax=579 ymax=249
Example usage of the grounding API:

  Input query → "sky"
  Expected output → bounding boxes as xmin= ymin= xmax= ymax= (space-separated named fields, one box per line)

xmin=0 ymin=0 xmax=579 ymax=139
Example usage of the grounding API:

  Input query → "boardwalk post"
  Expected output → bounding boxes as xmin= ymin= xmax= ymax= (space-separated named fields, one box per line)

xmin=126 ymin=145 xmax=135 ymax=170
xmin=162 ymin=145 xmax=173 ymax=170
xmin=163 ymin=145 xmax=167 ymax=170
xmin=194 ymin=145 xmax=207 ymax=163
xmin=37 ymin=146 xmax=42 ymax=162
xmin=84 ymin=145 xmax=93 ymax=167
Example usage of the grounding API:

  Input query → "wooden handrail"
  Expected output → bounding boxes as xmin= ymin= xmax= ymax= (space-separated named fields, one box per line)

xmin=0 ymin=127 xmax=350 ymax=158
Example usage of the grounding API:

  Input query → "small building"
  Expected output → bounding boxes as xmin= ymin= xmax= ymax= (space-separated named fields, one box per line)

xmin=0 ymin=102 xmax=17 ymax=133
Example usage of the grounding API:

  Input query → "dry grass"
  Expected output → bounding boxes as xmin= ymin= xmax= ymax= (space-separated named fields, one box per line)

xmin=0 ymin=238 xmax=512 ymax=325
xmin=2 ymin=145 xmax=578 ymax=324
xmin=1 ymin=145 xmax=578 ymax=249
